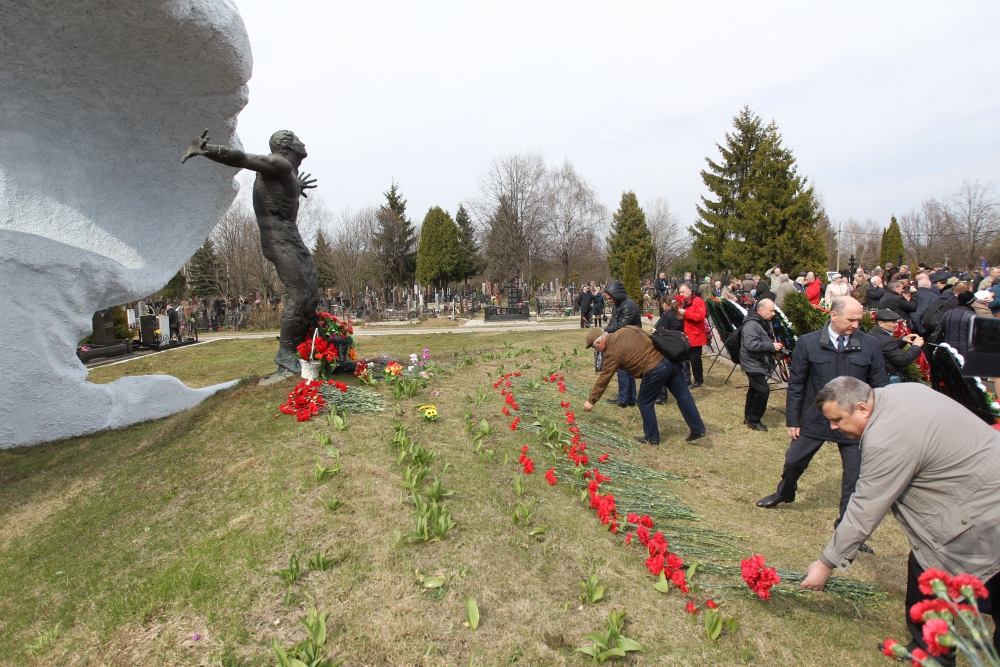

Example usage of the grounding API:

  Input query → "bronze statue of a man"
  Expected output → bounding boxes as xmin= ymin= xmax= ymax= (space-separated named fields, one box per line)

xmin=183 ymin=129 xmax=319 ymax=375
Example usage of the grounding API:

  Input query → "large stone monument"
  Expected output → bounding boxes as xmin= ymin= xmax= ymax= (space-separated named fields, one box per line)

xmin=0 ymin=0 xmax=252 ymax=447
xmin=182 ymin=129 xmax=320 ymax=375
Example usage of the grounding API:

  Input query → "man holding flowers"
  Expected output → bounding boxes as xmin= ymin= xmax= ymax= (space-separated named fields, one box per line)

xmin=800 ymin=377 xmax=1000 ymax=664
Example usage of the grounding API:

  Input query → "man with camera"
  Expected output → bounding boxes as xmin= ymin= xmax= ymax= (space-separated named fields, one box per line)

xmin=756 ymin=297 xmax=888 ymax=546
xmin=739 ymin=298 xmax=784 ymax=431
xmin=801 ymin=377 xmax=1000 ymax=665
xmin=871 ymin=309 xmax=924 ymax=383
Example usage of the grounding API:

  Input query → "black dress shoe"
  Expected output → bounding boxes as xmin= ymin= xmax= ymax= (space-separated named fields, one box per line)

xmin=756 ymin=493 xmax=794 ymax=508
xmin=627 ymin=402 xmax=636 ymax=407
xmin=654 ymin=400 xmax=666 ymax=405
xmin=685 ymin=431 xmax=707 ymax=442
xmin=634 ymin=436 xmax=660 ymax=445
xmin=689 ymin=381 xmax=703 ymax=389
xmin=748 ymin=421 xmax=768 ymax=432
xmin=605 ymin=399 xmax=627 ymax=407
xmin=857 ymin=543 xmax=875 ymax=555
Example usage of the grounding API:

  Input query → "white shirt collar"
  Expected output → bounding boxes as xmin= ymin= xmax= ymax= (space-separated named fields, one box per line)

xmin=828 ymin=325 xmax=848 ymax=349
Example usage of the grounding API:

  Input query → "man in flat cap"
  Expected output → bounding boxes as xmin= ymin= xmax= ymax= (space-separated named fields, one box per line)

xmin=871 ymin=309 xmax=924 ymax=384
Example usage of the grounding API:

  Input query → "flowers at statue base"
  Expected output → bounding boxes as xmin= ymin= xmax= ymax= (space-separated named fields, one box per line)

xmin=278 ymin=380 xmax=327 ymax=422
xmin=417 ymin=404 xmax=439 ymax=421
xmin=518 ymin=446 xmax=534 ymax=474
xmin=296 ymin=336 xmax=338 ymax=362
xmin=740 ymin=555 xmax=781 ymax=600
xmin=545 ymin=467 xmax=557 ymax=485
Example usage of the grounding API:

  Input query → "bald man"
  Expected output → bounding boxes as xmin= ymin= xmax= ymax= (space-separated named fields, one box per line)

xmin=756 ymin=297 xmax=889 ymax=542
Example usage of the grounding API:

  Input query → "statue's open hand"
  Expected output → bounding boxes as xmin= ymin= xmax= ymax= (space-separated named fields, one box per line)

xmin=298 ymin=172 xmax=317 ymax=197
xmin=181 ymin=129 xmax=210 ymax=163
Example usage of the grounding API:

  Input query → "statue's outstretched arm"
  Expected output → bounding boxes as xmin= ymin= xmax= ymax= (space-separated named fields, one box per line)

xmin=181 ymin=129 xmax=286 ymax=177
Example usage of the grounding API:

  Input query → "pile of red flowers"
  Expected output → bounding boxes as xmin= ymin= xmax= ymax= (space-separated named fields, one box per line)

xmin=588 ymin=471 xmax=619 ymax=533
xmin=518 ymin=446 xmax=534 ymax=473
xmin=741 ymin=554 xmax=781 ymax=599
xmin=296 ymin=336 xmax=338 ymax=362
xmin=277 ymin=379 xmax=346 ymax=421
xmin=893 ymin=320 xmax=931 ymax=381
xmin=544 ymin=372 xmax=567 ymax=394
xmin=278 ymin=380 xmax=328 ymax=421
xmin=631 ymin=515 xmax=689 ymax=592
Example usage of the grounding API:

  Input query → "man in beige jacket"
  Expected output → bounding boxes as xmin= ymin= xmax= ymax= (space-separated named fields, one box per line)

xmin=801 ymin=377 xmax=1000 ymax=662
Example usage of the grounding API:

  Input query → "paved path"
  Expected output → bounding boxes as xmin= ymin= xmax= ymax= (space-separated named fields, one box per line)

xmin=84 ymin=321 xmax=586 ymax=369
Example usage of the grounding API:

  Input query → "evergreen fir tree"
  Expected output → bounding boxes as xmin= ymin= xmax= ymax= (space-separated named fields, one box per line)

xmin=160 ymin=270 xmax=187 ymax=302
xmin=881 ymin=216 xmax=905 ymax=269
xmin=691 ymin=106 xmax=827 ymax=276
xmin=312 ymin=228 xmax=337 ymax=289
xmin=188 ymin=239 xmax=220 ymax=298
xmin=415 ymin=207 xmax=461 ymax=288
xmin=606 ymin=191 xmax=655 ymax=280
xmin=622 ymin=249 xmax=642 ymax=304
xmin=454 ymin=204 xmax=484 ymax=284
xmin=374 ymin=180 xmax=418 ymax=286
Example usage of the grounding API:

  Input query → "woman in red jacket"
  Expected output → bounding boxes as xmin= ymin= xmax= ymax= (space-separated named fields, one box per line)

xmin=805 ymin=271 xmax=822 ymax=305
xmin=677 ymin=282 xmax=707 ymax=388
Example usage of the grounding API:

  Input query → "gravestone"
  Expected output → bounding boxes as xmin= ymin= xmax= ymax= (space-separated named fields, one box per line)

xmin=91 ymin=309 xmax=116 ymax=345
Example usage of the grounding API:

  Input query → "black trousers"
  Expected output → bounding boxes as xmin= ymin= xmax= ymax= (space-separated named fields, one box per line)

xmin=905 ymin=552 xmax=1000 ymax=665
xmin=774 ymin=435 xmax=861 ymax=524
xmin=744 ymin=372 xmax=769 ymax=423
xmin=689 ymin=346 xmax=704 ymax=383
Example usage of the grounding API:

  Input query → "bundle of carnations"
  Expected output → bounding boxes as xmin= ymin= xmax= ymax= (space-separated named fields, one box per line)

xmin=278 ymin=380 xmax=329 ymax=422
xmin=893 ymin=319 xmax=931 ymax=383
xmin=882 ymin=569 xmax=999 ymax=666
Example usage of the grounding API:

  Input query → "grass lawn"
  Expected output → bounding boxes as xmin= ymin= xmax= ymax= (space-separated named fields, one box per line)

xmin=0 ymin=331 xmax=922 ymax=666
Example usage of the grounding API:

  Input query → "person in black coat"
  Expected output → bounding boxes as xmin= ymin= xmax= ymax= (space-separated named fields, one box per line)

xmin=654 ymin=272 xmax=670 ymax=313
xmin=591 ymin=289 xmax=605 ymax=326
xmin=578 ymin=285 xmax=593 ymax=328
xmin=879 ymin=280 xmax=917 ymax=327
xmin=871 ymin=309 xmax=924 ymax=382
xmin=603 ymin=280 xmax=642 ymax=407
xmin=756 ymin=296 xmax=889 ymax=542
xmin=865 ymin=276 xmax=885 ymax=311
xmin=753 ymin=275 xmax=776 ymax=305
xmin=653 ymin=295 xmax=685 ymax=405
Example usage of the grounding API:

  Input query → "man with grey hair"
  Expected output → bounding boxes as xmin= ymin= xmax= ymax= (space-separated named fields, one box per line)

xmin=801 ymin=377 xmax=1000 ymax=664
xmin=879 ymin=280 xmax=917 ymax=327
xmin=739 ymin=298 xmax=783 ymax=431
xmin=756 ymin=296 xmax=888 ymax=544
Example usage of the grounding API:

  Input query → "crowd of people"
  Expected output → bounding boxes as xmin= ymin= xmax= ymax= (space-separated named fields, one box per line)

xmin=577 ymin=261 xmax=1000 ymax=663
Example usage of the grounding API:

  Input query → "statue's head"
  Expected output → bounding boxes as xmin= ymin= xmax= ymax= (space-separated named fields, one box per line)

xmin=269 ymin=130 xmax=307 ymax=159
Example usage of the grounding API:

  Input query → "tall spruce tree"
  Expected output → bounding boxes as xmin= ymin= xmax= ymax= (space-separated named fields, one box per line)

xmin=881 ymin=216 xmax=905 ymax=268
xmin=606 ymin=192 xmax=655 ymax=280
xmin=622 ymin=249 xmax=642 ymax=304
xmin=188 ymin=239 xmax=220 ymax=298
xmin=312 ymin=228 xmax=337 ymax=290
xmin=374 ymin=180 xmax=418 ymax=287
xmin=416 ymin=207 xmax=461 ymax=288
xmin=454 ymin=204 xmax=484 ymax=285
xmin=691 ymin=106 xmax=827 ymax=276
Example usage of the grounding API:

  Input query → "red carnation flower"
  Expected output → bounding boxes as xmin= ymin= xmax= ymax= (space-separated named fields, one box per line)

xmin=909 ymin=599 xmax=955 ymax=623
xmin=625 ymin=533 xmax=632 ymax=545
xmin=598 ymin=453 xmax=609 ymax=463
xmin=545 ymin=468 xmax=557 ymax=485
xmin=510 ymin=417 xmax=520 ymax=430
xmin=948 ymin=574 xmax=989 ymax=601
xmin=881 ymin=638 xmax=898 ymax=657
xmin=705 ymin=599 xmax=718 ymax=610
xmin=918 ymin=569 xmax=953 ymax=596
xmin=685 ymin=602 xmax=698 ymax=614
xmin=921 ymin=618 xmax=951 ymax=656
xmin=560 ymin=401 xmax=570 ymax=408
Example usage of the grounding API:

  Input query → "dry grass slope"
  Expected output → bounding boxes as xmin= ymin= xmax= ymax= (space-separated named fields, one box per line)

xmin=0 ymin=331 xmax=922 ymax=666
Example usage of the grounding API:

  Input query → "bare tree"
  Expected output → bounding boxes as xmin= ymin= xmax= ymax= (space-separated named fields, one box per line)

xmin=645 ymin=197 xmax=690 ymax=274
xmin=327 ymin=206 xmax=378 ymax=309
xmin=899 ymin=198 xmax=952 ymax=267
xmin=838 ymin=217 xmax=883 ymax=272
xmin=471 ymin=152 xmax=549 ymax=283
xmin=946 ymin=179 xmax=999 ymax=268
xmin=211 ymin=198 xmax=280 ymax=299
xmin=546 ymin=160 xmax=607 ymax=282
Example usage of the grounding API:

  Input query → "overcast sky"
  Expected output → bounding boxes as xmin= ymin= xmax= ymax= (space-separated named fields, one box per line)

xmin=231 ymin=1 xmax=999 ymax=232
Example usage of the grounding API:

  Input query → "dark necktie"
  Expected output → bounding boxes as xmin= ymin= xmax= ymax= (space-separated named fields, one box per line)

xmin=837 ymin=335 xmax=846 ymax=352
